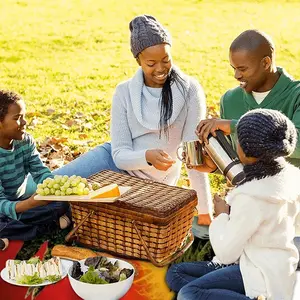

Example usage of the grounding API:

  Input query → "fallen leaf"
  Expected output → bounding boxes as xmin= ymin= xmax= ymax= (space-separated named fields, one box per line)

xmin=26 ymin=112 xmax=42 ymax=118
xmin=74 ymin=112 xmax=85 ymax=118
xmin=48 ymin=137 xmax=69 ymax=145
xmin=65 ymin=119 xmax=76 ymax=127
xmin=72 ymin=140 xmax=88 ymax=146
xmin=29 ymin=117 xmax=39 ymax=126
xmin=49 ymin=158 xmax=65 ymax=169
xmin=46 ymin=108 xmax=55 ymax=115
xmin=79 ymin=133 xmax=88 ymax=139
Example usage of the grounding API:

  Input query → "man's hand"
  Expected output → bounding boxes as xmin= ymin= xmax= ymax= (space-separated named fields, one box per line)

xmin=146 ymin=149 xmax=176 ymax=171
xmin=196 ymin=118 xmax=232 ymax=144
xmin=213 ymin=194 xmax=230 ymax=217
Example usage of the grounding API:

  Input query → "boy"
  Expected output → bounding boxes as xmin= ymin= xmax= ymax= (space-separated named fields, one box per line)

xmin=0 ymin=90 xmax=70 ymax=242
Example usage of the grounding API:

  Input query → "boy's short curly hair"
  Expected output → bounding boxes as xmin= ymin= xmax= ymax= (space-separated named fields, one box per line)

xmin=0 ymin=90 xmax=22 ymax=121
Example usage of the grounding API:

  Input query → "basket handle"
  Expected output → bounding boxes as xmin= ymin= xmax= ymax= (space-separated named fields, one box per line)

xmin=132 ymin=221 xmax=194 ymax=267
xmin=65 ymin=210 xmax=94 ymax=242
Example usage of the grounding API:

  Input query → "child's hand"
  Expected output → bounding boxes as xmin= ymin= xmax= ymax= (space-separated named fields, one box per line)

xmin=16 ymin=196 xmax=51 ymax=213
xmin=213 ymin=194 xmax=230 ymax=216
xmin=29 ymin=194 xmax=51 ymax=206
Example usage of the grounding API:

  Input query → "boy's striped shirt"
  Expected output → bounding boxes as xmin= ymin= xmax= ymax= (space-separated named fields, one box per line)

xmin=0 ymin=133 xmax=52 ymax=219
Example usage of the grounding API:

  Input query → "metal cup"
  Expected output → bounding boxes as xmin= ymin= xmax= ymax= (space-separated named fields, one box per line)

xmin=177 ymin=140 xmax=203 ymax=166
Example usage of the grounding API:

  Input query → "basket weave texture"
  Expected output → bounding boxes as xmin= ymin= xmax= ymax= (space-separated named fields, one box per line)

xmin=70 ymin=170 xmax=197 ymax=264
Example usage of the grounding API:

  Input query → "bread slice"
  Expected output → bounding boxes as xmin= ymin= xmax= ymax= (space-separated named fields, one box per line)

xmin=51 ymin=245 xmax=97 ymax=261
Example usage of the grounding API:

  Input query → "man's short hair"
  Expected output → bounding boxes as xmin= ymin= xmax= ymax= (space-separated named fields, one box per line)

xmin=230 ymin=29 xmax=275 ymax=59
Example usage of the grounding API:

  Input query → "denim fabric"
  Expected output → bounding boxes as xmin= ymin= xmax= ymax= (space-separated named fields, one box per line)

xmin=294 ymin=236 xmax=300 ymax=269
xmin=53 ymin=142 xmax=126 ymax=177
xmin=0 ymin=201 xmax=70 ymax=241
xmin=166 ymin=261 xmax=252 ymax=300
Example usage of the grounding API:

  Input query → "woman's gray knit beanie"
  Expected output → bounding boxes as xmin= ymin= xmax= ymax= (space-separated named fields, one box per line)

xmin=129 ymin=15 xmax=171 ymax=58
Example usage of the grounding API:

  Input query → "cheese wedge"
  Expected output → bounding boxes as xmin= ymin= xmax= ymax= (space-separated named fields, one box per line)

xmin=89 ymin=183 xmax=120 ymax=199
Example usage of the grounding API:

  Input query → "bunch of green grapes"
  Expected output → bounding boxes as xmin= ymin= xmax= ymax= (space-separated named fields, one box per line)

xmin=36 ymin=175 xmax=90 ymax=196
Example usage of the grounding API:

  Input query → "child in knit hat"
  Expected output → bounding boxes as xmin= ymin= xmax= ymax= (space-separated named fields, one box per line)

xmin=166 ymin=108 xmax=300 ymax=300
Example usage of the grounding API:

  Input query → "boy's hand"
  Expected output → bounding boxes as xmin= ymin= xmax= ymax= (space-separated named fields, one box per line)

xmin=146 ymin=149 xmax=176 ymax=171
xmin=213 ymin=194 xmax=230 ymax=217
xmin=29 ymin=194 xmax=52 ymax=206
xmin=15 ymin=195 xmax=50 ymax=213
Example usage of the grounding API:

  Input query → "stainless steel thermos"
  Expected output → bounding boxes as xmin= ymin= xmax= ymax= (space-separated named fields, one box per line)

xmin=204 ymin=130 xmax=245 ymax=185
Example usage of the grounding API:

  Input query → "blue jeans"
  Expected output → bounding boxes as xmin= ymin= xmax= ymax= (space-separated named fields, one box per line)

xmin=166 ymin=261 xmax=252 ymax=300
xmin=0 ymin=201 xmax=70 ymax=241
xmin=295 ymin=237 xmax=300 ymax=269
xmin=54 ymin=142 xmax=125 ymax=177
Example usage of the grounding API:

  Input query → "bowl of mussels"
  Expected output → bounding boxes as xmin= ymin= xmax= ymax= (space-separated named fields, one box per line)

xmin=68 ymin=256 xmax=135 ymax=300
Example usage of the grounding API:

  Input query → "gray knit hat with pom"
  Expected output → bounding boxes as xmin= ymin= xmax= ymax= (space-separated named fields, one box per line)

xmin=237 ymin=109 xmax=297 ymax=159
xmin=129 ymin=15 xmax=171 ymax=58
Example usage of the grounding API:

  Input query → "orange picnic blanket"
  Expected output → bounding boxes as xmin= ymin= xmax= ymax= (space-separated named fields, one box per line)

xmin=0 ymin=241 xmax=174 ymax=300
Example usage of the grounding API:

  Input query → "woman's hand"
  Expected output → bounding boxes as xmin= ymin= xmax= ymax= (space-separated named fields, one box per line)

xmin=196 ymin=118 xmax=232 ymax=145
xmin=146 ymin=149 xmax=176 ymax=171
xmin=213 ymin=194 xmax=230 ymax=217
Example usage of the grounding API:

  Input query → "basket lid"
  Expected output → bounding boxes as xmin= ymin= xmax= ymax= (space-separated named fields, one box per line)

xmin=88 ymin=170 xmax=197 ymax=219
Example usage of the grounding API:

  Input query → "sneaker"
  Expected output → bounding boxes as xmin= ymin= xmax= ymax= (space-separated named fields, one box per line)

xmin=0 ymin=238 xmax=9 ymax=251
xmin=59 ymin=215 xmax=71 ymax=230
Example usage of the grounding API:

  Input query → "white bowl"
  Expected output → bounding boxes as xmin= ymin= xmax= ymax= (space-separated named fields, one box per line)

xmin=68 ymin=257 xmax=135 ymax=300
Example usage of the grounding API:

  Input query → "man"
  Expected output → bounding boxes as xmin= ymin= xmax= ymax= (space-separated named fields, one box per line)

xmin=195 ymin=29 xmax=300 ymax=268
xmin=196 ymin=29 xmax=300 ymax=168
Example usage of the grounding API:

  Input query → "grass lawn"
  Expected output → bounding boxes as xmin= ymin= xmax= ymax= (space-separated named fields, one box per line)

xmin=1 ymin=0 xmax=300 ymax=191
xmin=1 ymin=0 xmax=299 ymax=148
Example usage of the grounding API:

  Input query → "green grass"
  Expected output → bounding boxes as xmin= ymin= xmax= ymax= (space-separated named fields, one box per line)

xmin=1 ymin=0 xmax=300 ymax=192
xmin=1 ymin=0 xmax=300 ymax=149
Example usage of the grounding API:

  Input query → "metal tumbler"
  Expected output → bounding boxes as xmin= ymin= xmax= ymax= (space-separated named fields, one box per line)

xmin=177 ymin=140 xmax=203 ymax=166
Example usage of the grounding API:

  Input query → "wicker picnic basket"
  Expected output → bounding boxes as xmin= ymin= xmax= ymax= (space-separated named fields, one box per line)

xmin=66 ymin=170 xmax=197 ymax=267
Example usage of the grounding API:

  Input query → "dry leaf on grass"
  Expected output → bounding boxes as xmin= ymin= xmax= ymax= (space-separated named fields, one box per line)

xmin=28 ymin=117 xmax=40 ymax=129
xmin=37 ymin=137 xmax=84 ymax=170
xmin=46 ymin=108 xmax=55 ymax=115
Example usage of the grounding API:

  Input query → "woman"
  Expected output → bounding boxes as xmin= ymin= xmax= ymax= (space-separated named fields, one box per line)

xmin=53 ymin=15 xmax=213 ymax=226
xmin=166 ymin=109 xmax=300 ymax=300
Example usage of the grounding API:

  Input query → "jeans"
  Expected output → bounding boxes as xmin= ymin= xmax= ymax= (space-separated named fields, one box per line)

xmin=54 ymin=142 xmax=125 ymax=177
xmin=295 ymin=237 xmax=300 ymax=269
xmin=166 ymin=261 xmax=252 ymax=300
xmin=0 ymin=201 xmax=70 ymax=241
